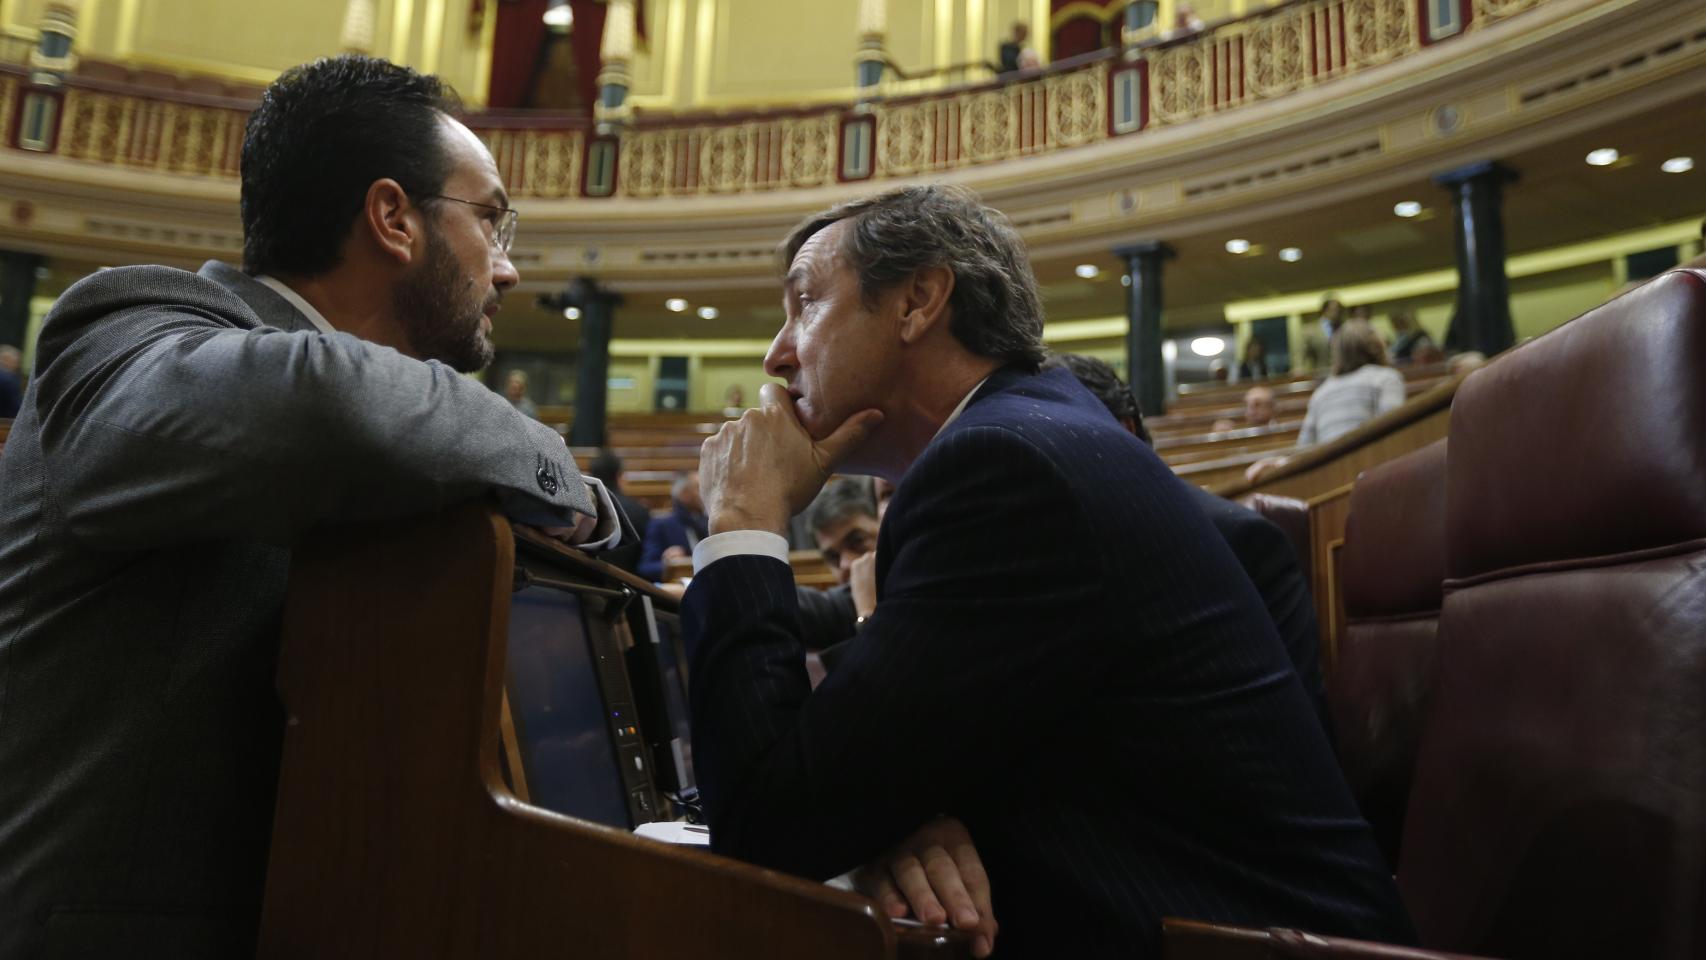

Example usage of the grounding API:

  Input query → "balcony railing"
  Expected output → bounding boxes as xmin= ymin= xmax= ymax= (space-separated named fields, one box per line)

xmin=0 ymin=0 xmax=1552 ymax=200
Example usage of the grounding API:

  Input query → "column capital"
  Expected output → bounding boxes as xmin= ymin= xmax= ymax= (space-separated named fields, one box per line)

xmin=1112 ymin=241 xmax=1175 ymax=263
xmin=1433 ymin=160 xmax=1519 ymax=189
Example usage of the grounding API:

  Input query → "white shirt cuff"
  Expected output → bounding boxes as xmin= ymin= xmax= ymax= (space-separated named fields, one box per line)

xmin=576 ymin=477 xmax=623 ymax=552
xmin=692 ymin=529 xmax=789 ymax=573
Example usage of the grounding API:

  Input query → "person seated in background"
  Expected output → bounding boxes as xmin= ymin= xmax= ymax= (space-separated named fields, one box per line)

xmin=0 ymin=344 xmax=20 ymax=418
xmin=639 ymin=470 xmax=709 ymax=581
xmin=1162 ymin=0 xmax=1205 ymax=39
xmin=1297 ymin=320 xmax=1406 ymax=447
xmin=503 ymin=368 xmax=538 ymax=417
xmin=1235 ymin=336 xmax=1269 ymax=382
xmin=1045 ymin=353 xmax=1330 ymax=735
xmin=1212 ymin=384 xmax=1277 ymax=432
xmin=587 ymin=448 xmax=653 ymax=573
xmin=686 ymin=183 xmax=1412 ymax=957
xmin=1387 ymin=309 xmax=1434 ymax=364
xmin=0 ymin=55 xmax=618 ymax=959
xmin=1300 ymin=297 xmax=1344 ymax=370
xmin=795 ymin=477 xmax=879 ymax=651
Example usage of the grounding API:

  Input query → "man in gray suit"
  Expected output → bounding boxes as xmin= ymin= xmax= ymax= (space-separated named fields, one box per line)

xmin=0 ymin=56 xmax=616 ymax=958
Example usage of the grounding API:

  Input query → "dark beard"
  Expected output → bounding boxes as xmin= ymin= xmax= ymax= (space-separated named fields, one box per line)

xmin=392 ymin=224 xmax=495 ymax=373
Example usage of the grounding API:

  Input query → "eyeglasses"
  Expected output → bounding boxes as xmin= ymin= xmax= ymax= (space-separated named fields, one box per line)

xmin=414 ymin=193 xmax=519 ymax=255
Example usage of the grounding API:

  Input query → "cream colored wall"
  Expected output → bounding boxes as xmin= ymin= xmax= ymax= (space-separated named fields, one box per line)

xmin=605 ymin=356 xmax=657 ymax=413
xmin=692 ymin=356 xmax=766 ymax=411
xmin=0 ymin=0 xmax=495 ymax=102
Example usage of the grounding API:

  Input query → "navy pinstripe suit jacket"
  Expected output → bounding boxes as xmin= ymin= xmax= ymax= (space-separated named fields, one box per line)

xmin=683 ymin=367 xmax=1412 ymax=957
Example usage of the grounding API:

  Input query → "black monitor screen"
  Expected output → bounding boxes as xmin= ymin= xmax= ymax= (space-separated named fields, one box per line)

xmin=506 ymin=585 xmax=630 ymax=828
xmin=644 ymin=600 xmax=694 ymax=791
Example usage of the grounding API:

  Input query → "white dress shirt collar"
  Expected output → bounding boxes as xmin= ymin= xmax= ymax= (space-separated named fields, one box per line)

xmin=255 ymin=275 xmax=337 ymax=335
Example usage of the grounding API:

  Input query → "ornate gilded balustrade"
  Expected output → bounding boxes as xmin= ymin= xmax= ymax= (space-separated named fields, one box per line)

xmin=0 ymin=0 xmax=1554 ymax=199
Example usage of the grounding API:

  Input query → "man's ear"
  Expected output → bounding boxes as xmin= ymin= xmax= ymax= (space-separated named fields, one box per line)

xmin=896 ymin=265 xmax=955 ymax=345
xmin=362 ymin=178 xmax=419 ymax=267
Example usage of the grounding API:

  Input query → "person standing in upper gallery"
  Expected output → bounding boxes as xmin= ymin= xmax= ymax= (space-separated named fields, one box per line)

xmin=1235 ymin=336 xmax=1270 ymax=381
xmin=998 ymin=21 xmax=1034 ymax=74
xmin=0 ymin=55 xmax=622 ymax=960
xmin=1300 ymin=297 xmax=1345 ymax=370
xmin=0 ymin=345 xmax=21 ymax=418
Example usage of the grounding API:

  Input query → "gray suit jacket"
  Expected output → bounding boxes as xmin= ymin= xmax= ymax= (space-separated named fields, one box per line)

xmin=0 ymin=261 xmax=594 ymax=958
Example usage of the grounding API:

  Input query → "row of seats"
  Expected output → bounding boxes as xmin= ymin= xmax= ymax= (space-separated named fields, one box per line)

xmin=1202 ymin=267 xmax=1706 ymax=959
xmin=567 ymin=363 xmax=1456 ymax=508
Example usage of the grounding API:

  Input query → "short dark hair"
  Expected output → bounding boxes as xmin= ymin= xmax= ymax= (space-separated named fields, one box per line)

xmin=805 ymin=477 xmax=877 ymax=538
xmin=241 ymin=55 xmax=462 ymax=277
xmin=1042 ymin=353 xmax=1152 ymax=445
xmin=780 ymin=184 xmax=1047 ymax=370
xmin=587 ymin=448 xmax=623 ymax=486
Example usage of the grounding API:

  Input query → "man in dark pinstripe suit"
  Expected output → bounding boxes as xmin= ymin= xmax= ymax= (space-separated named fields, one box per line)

xmin=684 ymin=185 xmax=1413 ymax=958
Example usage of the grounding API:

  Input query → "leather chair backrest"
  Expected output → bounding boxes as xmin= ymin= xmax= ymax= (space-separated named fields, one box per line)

xmin=1397 ymin=269 xmax=1706 ymax=958
xmin=1333 ymin=438 xmax=1447 ymax=871
xmin=1238 ymin=493 xmax=1313 ymax=592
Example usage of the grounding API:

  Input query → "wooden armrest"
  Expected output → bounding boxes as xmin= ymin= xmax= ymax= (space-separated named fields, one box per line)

xmin=1161 ymin=918 xmax=1498 ymax=960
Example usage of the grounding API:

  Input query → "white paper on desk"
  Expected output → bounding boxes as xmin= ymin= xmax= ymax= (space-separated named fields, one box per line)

xmin=634 ymin=821 xmax=712 ymax=846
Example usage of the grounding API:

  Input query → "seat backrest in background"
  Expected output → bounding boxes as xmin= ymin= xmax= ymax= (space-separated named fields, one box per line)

xmin=1333 ymin=438 xmax=1447 ymax=872
xmin=1239 ymin=493 xmax=1314 ymax=592
xmin=1397 ymin=269 xmax=1706 ymax=959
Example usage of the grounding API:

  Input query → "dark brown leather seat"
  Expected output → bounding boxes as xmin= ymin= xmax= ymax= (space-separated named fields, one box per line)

xmin=1334 ymin=439 xmax=1447 ymax=871
xmin=1397 ymin=268 xmax=1706 ymax=958
xmin=1240 ymin=492 xmax=1313 ymax=592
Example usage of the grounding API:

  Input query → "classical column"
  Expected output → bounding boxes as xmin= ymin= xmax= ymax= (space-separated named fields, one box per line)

xmin=1115 ymin=241 xmax=1175 ymax=418
xmin=0 ymin=252 xmax=43 ymax=353
xmin=854 ymin=0 xmax=887 ymax=98
xmin=1435 ymin=161 xmax=1519 ymax=356
xmin=568 ymin=278 xmax=622 ymax=448
xmin=27 ymin=0 xmax=78 ymax=85
xmin=595 ymin=0 xmax=637 ymax=132
xmin=340 ymin=0 xmax=376 ymax=53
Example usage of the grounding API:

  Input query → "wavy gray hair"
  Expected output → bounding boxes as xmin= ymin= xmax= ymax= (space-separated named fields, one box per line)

xmin=780 ymin=184 xmax=1047 ymax=370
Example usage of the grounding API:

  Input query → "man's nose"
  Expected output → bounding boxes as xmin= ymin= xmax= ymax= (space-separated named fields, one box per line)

xmin=492 ymin=248 xmax=520 ymax=291
xmin=764 ymin=326 xmax=795 ymax=380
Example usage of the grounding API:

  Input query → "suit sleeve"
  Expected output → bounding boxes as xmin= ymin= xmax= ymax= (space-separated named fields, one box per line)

xmin=32 ymin=278 xmax=593 ymax=549
xmin=683 ymin=424 xmax=1103 ymax=879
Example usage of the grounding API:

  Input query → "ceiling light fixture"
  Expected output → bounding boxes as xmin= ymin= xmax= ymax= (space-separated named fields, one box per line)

xmin=1585 ymin=148 xmax=1619 ymax=167
xmin=1278 ymin=247 xmax=1302 ymax=262
xmin=665 ymin=298 xmax=688 ymax=312
xmin=562 ymin=306 xmax=581 ymax=320
xmin=1393 ymin=201 xmax=1423 ymax=218
xmin=1661 ymin=156 xmax=1695 ymax=174
xmin=1190 ymin=337 xmax=1226 ymax=357
xmin=542 ymin=0 xmax=573 ymax=29
xmin=697 ymin=306 xmax=719 ymax=320
xmin=1225 ymin=238 xmax=1251 ymax=254
xmin=1074 ymin=263 xmax=1100 ymax=279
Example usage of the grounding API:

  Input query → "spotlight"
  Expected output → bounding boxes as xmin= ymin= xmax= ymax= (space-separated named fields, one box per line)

xmin=665 ymin=298 xmax=688 ymax=312
xmin=1585 ymin=148 xmax=1619 ymax=167
xmin=562 ymin=306 xmax=580 ymax=320
xmin=1661 ymin=156 xmax=1694 ymax=174
xmin=1393 ymin=201 xmax=1423 ymax=218
xmin=697 ymin=306 xmax=719 ymax=320
xmin=1225 ymin=239 xmax=1251 ymax=254
xmin=1190 ymin=337 xmax=1226 ymax=357
xmin=1074 ymin=264 xmax=1100 ymax=279
xmin=1278 ymin=247 xmax=1302 ymax=262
